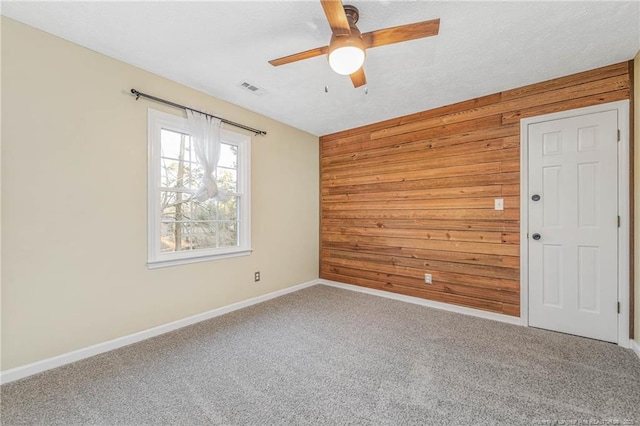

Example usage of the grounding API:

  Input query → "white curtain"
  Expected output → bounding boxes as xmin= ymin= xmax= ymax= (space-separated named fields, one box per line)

xmin=186 ymin=109 xmax=224 ymax=202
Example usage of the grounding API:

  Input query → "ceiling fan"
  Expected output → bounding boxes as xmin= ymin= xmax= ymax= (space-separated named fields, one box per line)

xmin=268 ymin=0 xmax=440 ymax=88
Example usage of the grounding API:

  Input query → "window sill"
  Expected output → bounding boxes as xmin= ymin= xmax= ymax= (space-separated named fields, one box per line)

xmin=147 ymin=249 xmax=252 ymax=269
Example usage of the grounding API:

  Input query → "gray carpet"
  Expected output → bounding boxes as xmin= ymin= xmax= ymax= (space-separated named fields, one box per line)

xmin=2 ymin=285 xmax=639 ymax=425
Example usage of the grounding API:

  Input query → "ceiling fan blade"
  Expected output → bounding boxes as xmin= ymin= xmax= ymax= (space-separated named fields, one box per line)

xmin=362 ymin=18 xmax=440 ymax=49
xmin=320 ymin=0 xmax=351 ymax=36
xmin=269 ymin=46 xmax=329 ymax=67
xmin=350 ymin=67 xmax=366 ymax=88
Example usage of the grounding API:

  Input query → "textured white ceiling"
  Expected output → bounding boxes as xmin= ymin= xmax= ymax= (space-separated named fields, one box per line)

xmin=2 ymin=1 xmax=639 ymax=136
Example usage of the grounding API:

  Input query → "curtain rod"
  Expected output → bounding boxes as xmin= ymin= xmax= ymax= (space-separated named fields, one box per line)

xmin=130 ymin=89 xmax=267 ymax=136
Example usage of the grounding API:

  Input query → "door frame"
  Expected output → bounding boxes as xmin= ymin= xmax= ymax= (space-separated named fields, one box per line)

xmin=519 ymin=100 xmax=630 ymax=348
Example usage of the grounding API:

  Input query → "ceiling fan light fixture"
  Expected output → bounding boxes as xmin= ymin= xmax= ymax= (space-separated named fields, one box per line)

xmin=268 ymin=2 xmax=440 ymax=89
xmin=329 ymin=45 xmax=365 ymax=75
xmin=328 ymin=33 xmax=365 ymax=75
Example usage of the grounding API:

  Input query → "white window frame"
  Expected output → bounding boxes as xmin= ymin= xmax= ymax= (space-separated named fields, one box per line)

xmin=147 ymin=109 xmax=251 ymax=268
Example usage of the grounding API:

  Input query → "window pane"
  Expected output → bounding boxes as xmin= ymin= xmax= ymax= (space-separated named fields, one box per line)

xmin=218 ymin=143 xmax=237 ymax=169
xmin=180 ymin=162 xmax=198 ymax=190
xmin=161 ymin=222 xmax=191 ymax=253
xmin=217 ymin=196 xmax=238 ymax=221
xmin=217 ymin=168 xmax=237 ymax=192
xmin=190 ymin=198 xmax=217 ymax=221
xmin=190 ymin=163 xmax=204 ymax=190
xmin=161 ymin=191 xmax=177 ymax=220
xmin=160 ymin=157 xmax=177 ymax=187
xmin=218 ymin=221 xmax=238 ymax=247
xmin=161 ymin=129 xmax=191 ymax=160
xmin=161 ymin=158 xmax=201 ymax=191
xmin=161 ymin=191 xmax=192 ymax=221
xmin=160 ymin=222 xmax=175 ymax=253
xmin=191 ymin=222 xmax=217 ymax=250
xmin=161 ymin=129 xmax=201 ymax=190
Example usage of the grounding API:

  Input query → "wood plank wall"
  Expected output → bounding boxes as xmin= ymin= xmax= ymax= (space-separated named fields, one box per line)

xmin=320 ymin=61 xmax=631 ymax=316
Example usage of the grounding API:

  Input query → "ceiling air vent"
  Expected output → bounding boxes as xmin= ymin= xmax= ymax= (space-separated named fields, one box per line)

xmin=238 ymin=81 xmax=268 ymax=96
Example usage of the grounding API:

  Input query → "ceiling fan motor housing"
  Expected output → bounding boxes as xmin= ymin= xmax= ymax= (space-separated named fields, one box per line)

xmin=343 ymin=5 xmax=360 ymax=24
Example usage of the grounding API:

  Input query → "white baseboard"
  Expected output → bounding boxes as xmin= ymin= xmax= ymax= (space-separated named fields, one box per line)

xmin=631 ymin=339 xmax=640 ymax=360
xmin=0 ymin=277 xmax=556 ymax=384
xmin=0 ymin=279 xmax=319 ymax=385
xmin=318 ymin=279 xmax=523 ymax=326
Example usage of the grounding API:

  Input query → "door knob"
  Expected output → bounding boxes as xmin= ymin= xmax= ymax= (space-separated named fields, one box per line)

xmin=532 ymin=233 xmax=541 ymax=240
xmin=531 ymin=194 xmax=541 ymax=201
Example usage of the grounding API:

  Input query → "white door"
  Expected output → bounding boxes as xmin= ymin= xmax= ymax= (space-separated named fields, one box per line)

xmin=528 ymin=110 xmax=619 ymax=343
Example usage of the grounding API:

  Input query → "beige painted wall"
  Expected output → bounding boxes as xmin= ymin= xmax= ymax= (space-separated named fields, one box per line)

xmin=635 ymin=50 xmax=640 ymax=347
xmin=1 ymin=18 xmax=319 ymax=371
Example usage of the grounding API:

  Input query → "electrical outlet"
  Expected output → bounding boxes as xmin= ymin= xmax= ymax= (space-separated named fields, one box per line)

xmin=424 ymin=273 xmax=432 ymax=285
xmin=254 ymin=271 xmax=260 ymax=282
xmin=494 ymin=198 xmax=504 ymax=211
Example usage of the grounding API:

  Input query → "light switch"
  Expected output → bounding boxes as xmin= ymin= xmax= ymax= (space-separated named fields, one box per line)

xmin=494 ymin=198 xmax=504 ymax=211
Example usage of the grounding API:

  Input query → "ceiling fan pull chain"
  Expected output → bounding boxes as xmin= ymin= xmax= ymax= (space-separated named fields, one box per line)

xmin=364 ymin=86 xmax=368 ymax=95
xmin=325 ymin=85 xmax=329 ymax=93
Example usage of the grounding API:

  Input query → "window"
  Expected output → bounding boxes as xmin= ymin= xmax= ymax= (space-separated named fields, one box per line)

xmin=148 ymin=109 xmax=251 ymax=268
